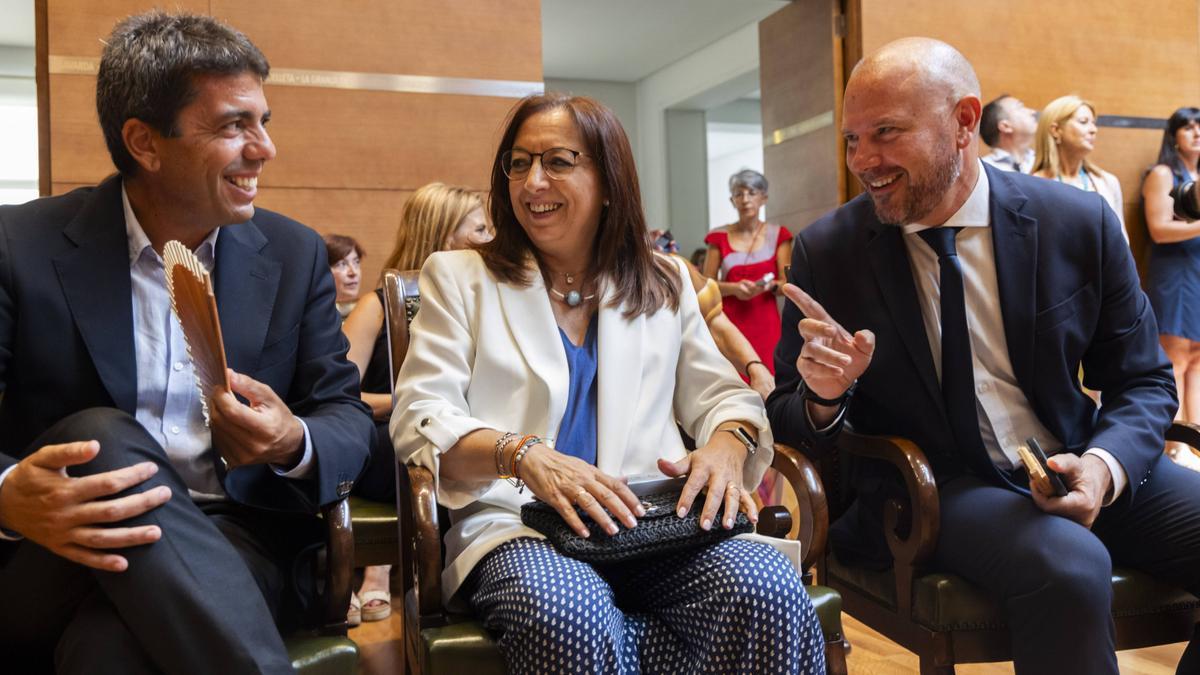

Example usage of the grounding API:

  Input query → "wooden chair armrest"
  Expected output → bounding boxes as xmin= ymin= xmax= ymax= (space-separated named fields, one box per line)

xmin=319 ymin=498 xmax=354 ymax=635
xmin=1167 ymin=421 xmax=1200 ymax=449
xmin=838 ymin=430 xmax=940 ymax=615
xmin=402 ymin=464 xmax=446 ymax=625
xmin=767 ymin=444 xmax=828 ymax=573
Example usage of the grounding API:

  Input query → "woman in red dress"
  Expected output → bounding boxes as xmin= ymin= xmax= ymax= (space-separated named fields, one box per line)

xmin=702 ymin=170 xmax=793 ymax=381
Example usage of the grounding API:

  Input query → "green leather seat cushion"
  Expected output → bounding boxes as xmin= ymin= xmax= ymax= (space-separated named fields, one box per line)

xmin=827 ymin=556 xmax=1200 ymax=632
xmin=285 ymin=635 xmax=358 ymax=675
xmin=347 ymin=495 xmax=399 ymax=544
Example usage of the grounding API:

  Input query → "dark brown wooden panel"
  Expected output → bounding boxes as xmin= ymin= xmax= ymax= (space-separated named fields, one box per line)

xmin=763 ymin=126 xmax=840 ymax=231
xmin=759 ymin=0 xmax=840 ymax=234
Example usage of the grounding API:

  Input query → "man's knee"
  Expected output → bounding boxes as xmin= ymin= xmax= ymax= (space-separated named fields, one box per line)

xmin=35 ymin=408 xmax=165 ymax=476
xmin=1018 ymin=527 xmax=1113 ymax=612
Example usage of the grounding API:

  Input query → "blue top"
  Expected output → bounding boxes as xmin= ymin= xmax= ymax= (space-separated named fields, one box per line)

xmin=555 ymin=317 xmax=599 ymax=464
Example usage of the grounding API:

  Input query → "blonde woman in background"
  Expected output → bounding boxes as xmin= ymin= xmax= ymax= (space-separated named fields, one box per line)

xmin=340 ymin=182 xmax=491 ymax=624
xmin=1032 ymin=95 xmax=1127 ymax=239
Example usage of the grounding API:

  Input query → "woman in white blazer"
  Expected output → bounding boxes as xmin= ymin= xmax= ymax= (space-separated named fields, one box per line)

xmin=391 ymin=94 xmax=825 ymax=674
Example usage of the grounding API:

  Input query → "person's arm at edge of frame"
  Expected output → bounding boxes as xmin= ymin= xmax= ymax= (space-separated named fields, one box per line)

xmin=342 ymin=290 xmax=393 ymax=419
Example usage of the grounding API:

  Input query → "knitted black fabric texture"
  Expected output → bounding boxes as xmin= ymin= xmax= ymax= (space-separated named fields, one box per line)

xmin=520 ymin=489 xmax=753 ymax=564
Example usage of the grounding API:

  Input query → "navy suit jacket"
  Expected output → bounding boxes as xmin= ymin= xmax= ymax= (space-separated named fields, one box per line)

xmin=767 ymin=164 xmax=1176 ymax=506
xmin=0 ymin=175 xmax=373 ymax=516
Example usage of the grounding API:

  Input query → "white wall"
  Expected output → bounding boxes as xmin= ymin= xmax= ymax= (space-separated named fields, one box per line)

xmin=707 ymin=122 xmax=764 ymax=231
xmin=543 ymin=77 xmax=639 ymax=155
xmin=0 ymin=45 xmax=38 ymax=206
xmin=634 ymin=22 xmax=761 ymax=233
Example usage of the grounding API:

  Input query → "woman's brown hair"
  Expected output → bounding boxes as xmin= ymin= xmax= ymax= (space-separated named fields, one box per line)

xmin=480 ymin=93 xmax=679 ymax=319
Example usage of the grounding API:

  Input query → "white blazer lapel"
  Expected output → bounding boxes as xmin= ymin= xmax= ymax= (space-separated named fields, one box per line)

xmin=596 ymin=288 xmax=643 ymax=476
xmin=495 ymin=269 xmax=569 ymax=438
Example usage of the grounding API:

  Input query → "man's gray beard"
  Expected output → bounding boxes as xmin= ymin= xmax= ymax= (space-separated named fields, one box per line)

xmin=871 ymin=145 xmax=962 ymax=226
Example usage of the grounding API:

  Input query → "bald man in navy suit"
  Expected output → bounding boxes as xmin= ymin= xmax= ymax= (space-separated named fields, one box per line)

xmin=768 ymin=38 xmax=1200 ymax=674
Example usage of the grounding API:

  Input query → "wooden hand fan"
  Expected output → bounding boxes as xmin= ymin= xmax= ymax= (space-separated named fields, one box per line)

xmin=163 ymin=240 xmax=231 ymax=424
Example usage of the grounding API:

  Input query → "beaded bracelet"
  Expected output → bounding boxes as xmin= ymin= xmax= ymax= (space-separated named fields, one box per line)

xmin=504 ymin=434 xmax=537 ymax=480
xmin=493 ymin=431 xmax=518 ymax=478
xmin=507 ymin=435 xmax=541 ymax=492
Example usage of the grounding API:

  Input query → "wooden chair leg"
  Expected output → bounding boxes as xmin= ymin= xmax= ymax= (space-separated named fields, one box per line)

xmin=824 ymin=638 xmax=848 ymax=675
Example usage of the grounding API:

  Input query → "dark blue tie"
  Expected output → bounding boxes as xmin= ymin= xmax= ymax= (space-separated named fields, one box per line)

xmin=917 ymin=227 xmax=993 ymax=476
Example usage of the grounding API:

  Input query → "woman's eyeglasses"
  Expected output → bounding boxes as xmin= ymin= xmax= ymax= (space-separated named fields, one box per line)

xmin=502 ymin=147 xmax=588 ymax=181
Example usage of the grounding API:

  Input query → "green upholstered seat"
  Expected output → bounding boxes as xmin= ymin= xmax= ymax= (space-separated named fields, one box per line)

xmin=827 ymin=555 xmax=1200 ymax=633
xmin=347 ymin=495 xmax=400 ymax=567
xmin=806 ymin=584 xmax=846 ymax=642
xmin=285 ymin=635 xmax=359 ymax=675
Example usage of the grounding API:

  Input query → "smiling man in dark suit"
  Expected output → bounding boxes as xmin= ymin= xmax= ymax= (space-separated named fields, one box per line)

xmin=768 ymin=37 xmax=1200 ymax=674
xmin=0 ymin=12 xmax=372 ymax=673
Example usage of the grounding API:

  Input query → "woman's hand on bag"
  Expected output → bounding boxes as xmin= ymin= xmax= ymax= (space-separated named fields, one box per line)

xmin=520 ymin=444 xmax=644 ymax=539
xmin=658 ymin=437 xmax=758 ymax=531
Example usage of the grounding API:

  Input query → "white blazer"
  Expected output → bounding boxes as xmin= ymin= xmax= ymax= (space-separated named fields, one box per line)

xmin=390 ymin=250 xmax=774 ymax=606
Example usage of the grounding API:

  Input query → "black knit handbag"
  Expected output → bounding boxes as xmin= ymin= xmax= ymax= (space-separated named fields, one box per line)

xmin=520 ymin=489 xmax=753 ymax=565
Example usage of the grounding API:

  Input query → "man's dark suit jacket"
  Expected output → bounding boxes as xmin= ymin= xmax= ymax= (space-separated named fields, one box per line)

xmin=0 ymin=175 xmax=373 ymax=530
xmin=767 ymin=164 xmax=1177 ymax=546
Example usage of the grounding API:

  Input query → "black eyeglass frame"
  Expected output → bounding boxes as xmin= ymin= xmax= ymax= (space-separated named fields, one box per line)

xmin=501 ymin=147 xmax=591 ymax=181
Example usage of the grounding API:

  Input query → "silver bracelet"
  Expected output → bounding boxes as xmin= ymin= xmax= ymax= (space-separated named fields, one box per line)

xmin=494 ymin=432 xmax=518 ymax=478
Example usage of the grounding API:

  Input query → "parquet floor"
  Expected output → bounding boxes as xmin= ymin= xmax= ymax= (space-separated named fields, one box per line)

xmin=349 ymin=595 xmax=1186 ymax=674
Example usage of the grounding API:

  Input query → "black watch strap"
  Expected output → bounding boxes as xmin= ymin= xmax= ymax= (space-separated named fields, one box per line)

xmin=798 ymin=379 xmax=856 ymax=407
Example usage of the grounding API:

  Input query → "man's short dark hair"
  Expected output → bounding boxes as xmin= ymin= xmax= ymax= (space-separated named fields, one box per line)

xmin=979 ymin=94 xmax=1012 ymax=147
xmin=96 ymin=11 xmax=270 ymax=176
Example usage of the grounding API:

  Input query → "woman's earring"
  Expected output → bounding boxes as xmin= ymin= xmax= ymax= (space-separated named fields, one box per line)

xmin=603 ymin=200 xmax=610 ymax=207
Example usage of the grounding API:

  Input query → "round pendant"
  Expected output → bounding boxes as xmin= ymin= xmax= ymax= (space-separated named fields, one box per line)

xmin=565 ymin=289 xmax=583 ymax=307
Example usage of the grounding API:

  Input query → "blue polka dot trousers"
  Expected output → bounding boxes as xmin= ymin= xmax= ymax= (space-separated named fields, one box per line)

xmin=469 ymin=537 xmax=826 ymax=674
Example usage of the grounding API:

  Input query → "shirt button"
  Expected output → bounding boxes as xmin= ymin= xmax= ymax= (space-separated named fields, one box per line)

xmin=173 ymin=362 xmax=185 ymax=372
xmin=977 ymin=382 xmax=991 ymax=393
xmin=170 ymin=425 xmax=181 ymax=434
xmin=419 ymin=418 xmax=431 ymax=427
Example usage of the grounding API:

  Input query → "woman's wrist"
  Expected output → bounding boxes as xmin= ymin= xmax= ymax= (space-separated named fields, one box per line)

xmin=744 ymin=360 xmax=768 ymax=378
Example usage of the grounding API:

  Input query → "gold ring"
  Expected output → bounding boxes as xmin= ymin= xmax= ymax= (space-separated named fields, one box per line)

xmin=574 ymin=486 xmax=589 ymax=501
xmin=727 ymin=481 xmax=740 ymax=493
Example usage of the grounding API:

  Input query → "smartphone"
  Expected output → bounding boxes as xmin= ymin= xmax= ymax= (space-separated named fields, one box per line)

xmin=624 ymin=474 xmax=687 ymax=498
xmin=755 ymin=272 xmax=776 ymax=288
xmin=1018 ymin=437 xmax=1068 ymax=497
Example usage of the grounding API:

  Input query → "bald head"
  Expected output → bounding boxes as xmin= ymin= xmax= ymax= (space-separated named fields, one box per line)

xmin=841 ymin=38 xmax=983 ymax=227
xmin=850 ymin=38 xmax=980 ymax=112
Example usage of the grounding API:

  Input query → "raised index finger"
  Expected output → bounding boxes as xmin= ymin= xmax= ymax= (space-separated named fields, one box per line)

xmin=783 ymin=284 xmax=851 ymax=342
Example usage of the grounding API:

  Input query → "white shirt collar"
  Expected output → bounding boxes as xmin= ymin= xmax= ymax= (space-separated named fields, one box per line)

xmin=121 ymin=183 xmax=219 ymax=267
xmin=903 ymin=160 xmax=990 ymax=234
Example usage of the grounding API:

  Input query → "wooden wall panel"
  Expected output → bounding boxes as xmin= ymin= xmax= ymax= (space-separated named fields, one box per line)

xmin=253 ymin=187 xmax=412 ymax=286
xmin=47 ymin=74 xmax=110 ymax=184
xmin=46 ymin=0 xmax=208 ymax=56
xmin=759 ymin=0 xmax=840 ymax=233
xmin=258 ymin=86 xmax=512 ymax=190
xmin=211 ymin=0 xmax=541 ymax=81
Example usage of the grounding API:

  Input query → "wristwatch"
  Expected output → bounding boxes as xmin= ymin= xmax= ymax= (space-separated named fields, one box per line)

xmin=722 ymin=425 xmax=758 ymax=456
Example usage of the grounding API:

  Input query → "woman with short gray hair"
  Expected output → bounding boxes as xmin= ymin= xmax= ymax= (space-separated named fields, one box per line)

xmin=702 ymin=169 xmax=792 ymax=400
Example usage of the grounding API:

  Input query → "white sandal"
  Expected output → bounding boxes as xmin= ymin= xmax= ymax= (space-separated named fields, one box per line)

xmin=347 ymin=592 xmax=362 ymax=627
xmin=359 ymin=589 xmax=392 ymax=622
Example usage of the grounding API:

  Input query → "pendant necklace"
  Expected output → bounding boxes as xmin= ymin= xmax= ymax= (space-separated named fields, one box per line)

xmin=549 ymin=270 xmax=594 ymax=307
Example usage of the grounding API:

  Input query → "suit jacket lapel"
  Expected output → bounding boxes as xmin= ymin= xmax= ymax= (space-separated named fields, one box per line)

xmin=53 ymin=176 xmax=137 ymax=414
xmin=213 ymin=221 xmax=281 ymax=373
xmin=495 ymin=266 xmax=568 ymax=436
xmin=865 ymin=223 xmax=944 ymax=410
xmin=988 ymin=169 xmax=1038 ymax=402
